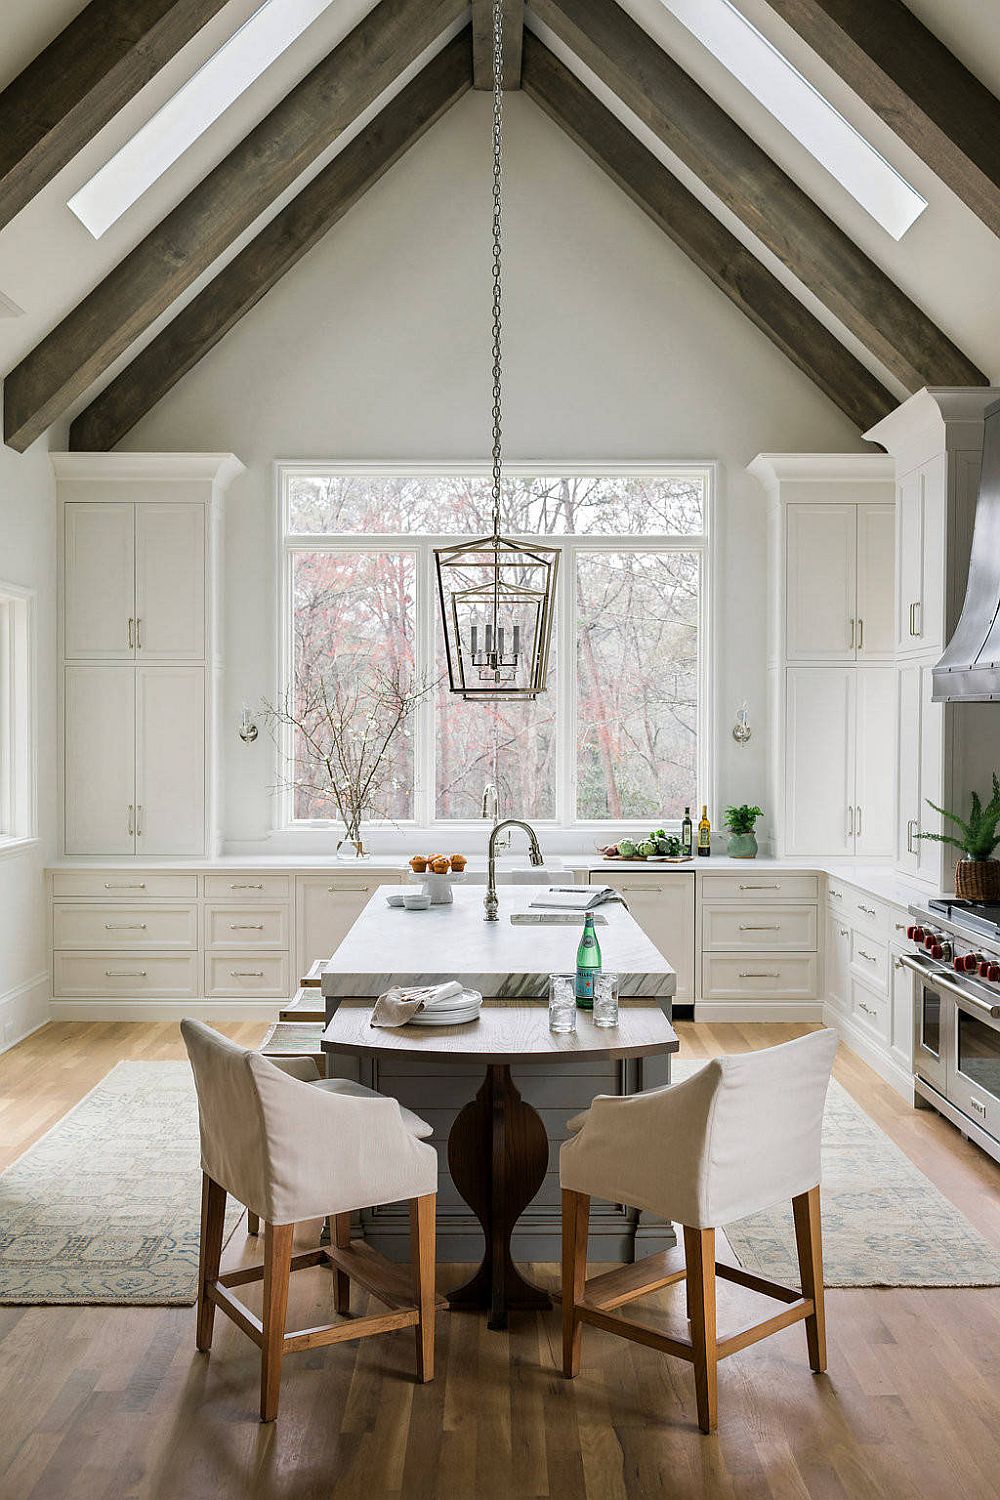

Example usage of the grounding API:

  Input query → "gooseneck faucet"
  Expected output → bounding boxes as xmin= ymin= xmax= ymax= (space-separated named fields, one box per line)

xmin=485 ymin=819 xmax=544 ymax=922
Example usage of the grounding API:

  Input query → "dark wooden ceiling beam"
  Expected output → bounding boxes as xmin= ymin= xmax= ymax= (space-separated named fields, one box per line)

xmin=522 ymin=35 xmax=895 ymax=432
xmin=3 ymin=0 xmax=466 ymax=452
xmin=69 ymin=33 xmax=473 ymax=452
xmin=766 ymin=0 xmax=1000 ymax=239
xmin=0 ymin=0 xmax=231 ymax=232
xmin=531 ymin=0 xmax=986 ymax=393
xmin=472 ymin=1 xmax=524 ymax=89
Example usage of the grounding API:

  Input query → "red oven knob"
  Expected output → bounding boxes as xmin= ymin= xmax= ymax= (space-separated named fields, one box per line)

xmin=907 ymin=925 xmax=918 ymax=940
xmin=979 ymin=960 xmax=991 ymax=977
xmin=954 ymin=956 xmax=967 ymax=972
xmin=988 ymin=964 xmax=1000 ymax=983
xmin=912 ymin=927 xmax=925 ymax=942
xmin=931 ymin=944 xmax=944 ymax=959
xmin=924 ymin=933 xmax=936 ymax=949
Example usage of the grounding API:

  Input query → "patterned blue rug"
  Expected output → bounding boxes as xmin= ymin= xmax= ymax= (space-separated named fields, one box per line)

xmin=0 ymin=1062 xmax=243 ymax=1305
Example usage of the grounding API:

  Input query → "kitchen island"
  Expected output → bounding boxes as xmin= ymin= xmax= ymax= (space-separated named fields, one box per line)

xmin=321 ymin=884 xmax=677 ymax=1272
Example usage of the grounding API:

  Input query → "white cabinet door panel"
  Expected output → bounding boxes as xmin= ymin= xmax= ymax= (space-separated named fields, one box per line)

xmin=595 ymin=874 xmax=695 ymax=1003
xmin=826 ymin=911 xmax=851 ymax=1011
xmin=64 ymin=503 xmax=134 ymax=659
xmin=856 ymin=504 xmax=895 ymax=660
xmin=785 ymin=668 xmax=855 ymax=857
xmin=135 ymin=504 xmax=206 ymax=660
xmin=64 ymin=665 xmax=135 ymax=855
xmin=896 ymin=662 xmax=921 ymax=874
xmin=136 ymin=667 xmax=205 ymax=856
xmin=917 ymin=665 xmax=945 ymax=885
xmin=855 ymin=669 xmax=896 ymax=859
xmin=895 ymin=470 xmax=923 ymax=654
xmin=919 ymin=453 xmax=947 ymax=654
xmin=701 ymin=903 xmax=817 ymax=952
xmin=786 ymin=504 xmax=856 ymax=660
xmin=296 ymin=876 xmax=387 ymax=978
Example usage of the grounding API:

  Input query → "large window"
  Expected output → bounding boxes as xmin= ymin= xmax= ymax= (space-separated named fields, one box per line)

xmin=279 ymin=468 xmax=711 ymax=828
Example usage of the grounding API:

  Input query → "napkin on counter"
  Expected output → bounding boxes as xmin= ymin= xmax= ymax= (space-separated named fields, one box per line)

xmin=370 ymin=980 xmax=464 ymax=1028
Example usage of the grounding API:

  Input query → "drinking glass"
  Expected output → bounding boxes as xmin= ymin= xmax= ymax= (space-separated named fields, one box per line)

xmin=548 ymin=974 xmax=577 ymax=1034
xmin=593 ymin=971 xmax=620 ymax=1028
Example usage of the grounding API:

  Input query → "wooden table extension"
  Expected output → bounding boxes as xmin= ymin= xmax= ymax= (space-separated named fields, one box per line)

xmin=322 ymin=1004 xmax=679 ymax=1330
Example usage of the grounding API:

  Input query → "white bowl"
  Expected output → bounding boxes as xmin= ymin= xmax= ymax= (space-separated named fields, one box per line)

xmin=385 ymin=892 xmax=406 ymax=908
xmin=402 ymin=892 xmax=432 ymax=911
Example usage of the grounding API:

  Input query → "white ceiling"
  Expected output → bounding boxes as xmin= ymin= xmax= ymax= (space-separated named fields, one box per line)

xmin=2 ymin=0 xmax=1000 ymax=437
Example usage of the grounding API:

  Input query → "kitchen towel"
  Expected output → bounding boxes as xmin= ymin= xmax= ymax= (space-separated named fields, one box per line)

xmin=369 ymin=980 xmax=465 ymax=1027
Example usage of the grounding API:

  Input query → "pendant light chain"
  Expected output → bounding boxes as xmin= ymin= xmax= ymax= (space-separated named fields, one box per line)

xmin=490 ymin=0 xmax=504 ymax=544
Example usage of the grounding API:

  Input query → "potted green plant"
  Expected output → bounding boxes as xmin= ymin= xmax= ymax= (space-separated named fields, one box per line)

xmin=917 ymin=774 xmax=1000 ymax=900
xmin=723 ymin=804 xmax=763 ymax=859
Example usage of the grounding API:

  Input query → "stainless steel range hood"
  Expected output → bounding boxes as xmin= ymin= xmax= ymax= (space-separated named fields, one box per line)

xmin=933 ymin=397 xmax=1000 ymax=701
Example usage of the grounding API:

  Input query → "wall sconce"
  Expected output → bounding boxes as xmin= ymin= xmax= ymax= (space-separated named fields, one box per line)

xmin=732 ymin=701 xmax=752 ymax=745
xmin=238 ymin=705 xmax=258 ymax=744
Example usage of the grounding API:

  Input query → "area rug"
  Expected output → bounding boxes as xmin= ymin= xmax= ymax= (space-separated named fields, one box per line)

xmin=0 ymin=1061 xmax=243 ymax=1306
xmin=673 ymin=1058 xmax=1000 ymax=1287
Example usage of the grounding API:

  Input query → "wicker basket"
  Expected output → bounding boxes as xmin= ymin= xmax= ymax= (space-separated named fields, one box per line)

xmin=954 ymin=858 xmax=1000 ymax=901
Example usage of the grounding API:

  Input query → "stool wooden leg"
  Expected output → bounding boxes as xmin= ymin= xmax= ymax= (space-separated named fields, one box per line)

xmin=410 ymin=1194 xmax=437 ymax=1382
xmin=561 ymin=1189 xmax=590 ymax=1378
xmin=247 ymin=1210 xmax=260 ymax=1236
xmin=196 ymin=1174 xmax=227 ymax=1353
xmin=333 ymin=1213 xmax=352 ymax=1314
xmin=684 ymin=1226 xmax=718 ymax=1434
xmin=793 ymin=1186 xmax=826 ymax=1373
xmin=260 ymin=1222 xmax=294 ymax=1423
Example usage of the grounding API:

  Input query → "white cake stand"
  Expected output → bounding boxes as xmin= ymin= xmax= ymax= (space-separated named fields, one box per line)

xmin=408 ymin=869 xmax=466 ymax=905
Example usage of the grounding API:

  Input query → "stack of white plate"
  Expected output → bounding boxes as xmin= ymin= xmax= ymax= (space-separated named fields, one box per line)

xmin=409 ymin=986 xmax=483 ymax=1026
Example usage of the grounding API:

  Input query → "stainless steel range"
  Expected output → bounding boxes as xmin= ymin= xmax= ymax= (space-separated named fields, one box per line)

xmin=903 ymin=899 xmax=1000 ymax=1164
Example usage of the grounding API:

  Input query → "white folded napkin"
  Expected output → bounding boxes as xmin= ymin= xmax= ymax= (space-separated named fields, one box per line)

xmin=370 ymin=980 xmax=465 ymax=1028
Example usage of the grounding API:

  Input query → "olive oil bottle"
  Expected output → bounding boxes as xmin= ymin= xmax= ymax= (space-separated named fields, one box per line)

xmin=697 ymin=805 xmax=711 ymax=857
xmin=681 ymin=806 xmax=693 ymax=858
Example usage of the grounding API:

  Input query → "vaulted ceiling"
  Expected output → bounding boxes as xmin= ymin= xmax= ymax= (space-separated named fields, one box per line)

xmin=2 ymin=0 xmax=1000 ymax=452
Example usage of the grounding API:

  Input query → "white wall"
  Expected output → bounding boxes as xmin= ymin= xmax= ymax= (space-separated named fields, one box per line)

xmin=118 ymin=90 xmax=865 ymax=851
xmin=0 ymin=434 xmax=57 ymax=1043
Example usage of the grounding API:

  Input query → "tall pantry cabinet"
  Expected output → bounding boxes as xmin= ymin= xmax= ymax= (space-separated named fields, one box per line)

xmin=54 ymin=454 xmax=244 ymax=858
xmin=749 ymin=454 xmax=897 ymax=860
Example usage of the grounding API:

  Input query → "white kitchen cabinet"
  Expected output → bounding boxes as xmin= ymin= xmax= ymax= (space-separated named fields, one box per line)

xmin=856 ymin=503 xmax=896 ymax=659
xmin=896 ymin=662 xmax=945 ymax=879
xmin=134 ymin=504 xmax=206 ymax=660
xmin=896 ymin=453 xmax=947 ymax=659
xmin=64 ymin=665 xmax=135 ymax=855
xmin=136 ymin=667 xmax=205 ymax=856
xmin=296 ymin=873 xmax=403 ymax=980
xmin=701 ymin=903 xmax=817 ymax=952
xmin=786 ymin=504 xmax=856 ymax=660
xmin=826 ymin=910 xmax=851 ymax=1011
xmin=64 ymin=503 xmax=135 ymax=660
xmin=889 ymin=943 xmax=913 ymax=1075
xmin=593 ymin=873 xmax=695 ymax=1004
xmin=785 ymin=667 xmax=894 ymax=858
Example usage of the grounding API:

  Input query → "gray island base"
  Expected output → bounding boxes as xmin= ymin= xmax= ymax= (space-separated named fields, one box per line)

xmin=320 ymin=885 xmax=679 ymax=1297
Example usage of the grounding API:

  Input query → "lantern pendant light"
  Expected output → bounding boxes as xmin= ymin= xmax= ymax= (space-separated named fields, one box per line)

xmin=434 ymin=0 xmax=559 ymax=702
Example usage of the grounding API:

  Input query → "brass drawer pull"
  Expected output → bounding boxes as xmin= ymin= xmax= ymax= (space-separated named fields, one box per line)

xmin=739 ymin=970 xmax=780 ymax=978
xmin=230 ymin=882 xmax=264 ymax=890
xmin=105 ymin=969 xmax=147 ymax=977
xmin=104 ymin=881 xmax=146 ymax=890
xmin=738 ymin=882 xmax=779 ymax=890
xmin=739 ymin=923 xmax=780 ymax=931
xmin=105 ymin=922 xmax=147 ymax=930
xmin=230 ymin=969 xmax=265 ymax=978
xmin=230 ymin=922 xmax=264 ymax=930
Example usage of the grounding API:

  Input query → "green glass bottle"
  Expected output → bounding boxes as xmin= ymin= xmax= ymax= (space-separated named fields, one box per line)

xmin=575 ymin=912 xmax=602 ymax=1008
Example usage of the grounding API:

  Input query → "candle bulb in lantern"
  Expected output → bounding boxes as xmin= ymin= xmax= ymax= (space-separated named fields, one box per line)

xmin=513 ymin=624 xmax=520 ymax=657
xmin=471 ymin=624 xmax=478 ymax=656
xmin=485 ymin=623 xmax=493 ymax=654
xmin=498 ymin=626 xmax=505 ymax=656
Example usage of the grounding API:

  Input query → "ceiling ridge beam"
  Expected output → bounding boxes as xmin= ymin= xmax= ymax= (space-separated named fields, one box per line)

xmin=522 ymin=34 xmax=895 ymax=432
xmin=69 ymin=32 xmax=474 ymax=452
xmin=472 ymin=1 xmax=524 ymax=88
xmin=767 ymin=0 xmax=1000 ymax=240
xmin=3 ymin=0 xmax=467 ymax=453
xmin=0 ymin=0 xmax=231 ymax=233
xmin=530 ymin=0 xmax=986 ymax=393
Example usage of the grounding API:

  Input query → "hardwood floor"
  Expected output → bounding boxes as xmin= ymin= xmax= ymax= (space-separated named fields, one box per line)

xmin=1 ymin=1020 xmax=999 ymax=1499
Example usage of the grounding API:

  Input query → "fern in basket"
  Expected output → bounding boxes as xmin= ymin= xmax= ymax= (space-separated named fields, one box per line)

xmin=918 ymin=773 xmax=1000 ymax=861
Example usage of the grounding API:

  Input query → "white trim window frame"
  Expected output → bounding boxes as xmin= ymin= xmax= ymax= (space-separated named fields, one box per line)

xmin=277 ymin=462 xmax=715 ymax=834
xmin=0 ymin=580 xmax=36 ymax=850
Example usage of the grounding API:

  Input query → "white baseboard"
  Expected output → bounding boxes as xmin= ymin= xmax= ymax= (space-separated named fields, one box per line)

xmin=824 ymin=1003 xmax=914 ymax=1100
xmin=693 ymin=1001 xmax=825 ymax=1022
xmin=49 ymin=999 xmax=284 ymax=1022
xmin=0 ymin=971 xmax=51 ymax=1053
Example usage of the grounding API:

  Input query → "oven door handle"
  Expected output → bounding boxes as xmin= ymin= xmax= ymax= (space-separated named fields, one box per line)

xmin=899 ymin=953 xmax=1000 ymax=1018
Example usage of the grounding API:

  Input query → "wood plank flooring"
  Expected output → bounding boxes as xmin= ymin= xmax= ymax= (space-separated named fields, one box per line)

xmin=1 ymin=1020 xmax=998 ymax=1499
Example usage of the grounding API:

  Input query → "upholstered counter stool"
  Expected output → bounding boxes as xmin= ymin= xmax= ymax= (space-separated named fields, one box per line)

xmin=559 ymin=1029 xmax=838 ymax=1433
xmin=182 ymin=1020 xmax=439 ymax=1422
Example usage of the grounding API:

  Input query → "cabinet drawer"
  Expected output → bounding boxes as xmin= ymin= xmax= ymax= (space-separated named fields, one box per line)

xmin=701 ymin=903 xmax=817 ymax=952
xmin=851 ymin=977 xmax=890 ymax=1043
xmin=53 ymin=952 xmax=199 ymax=998
xmin=699 ymin=872 xmax=818 ymax=901
xmin=834 ymin=885 xmax=892 ymax=936
xmin=701 ymin=953 xmax=819 ymax=1002
xmin=204 ymin=874 xmax=292 ymax=902
xmin=50 ymin=871 xmax=198 ymax=900
xmin=850 ymin=931 xmax=888 ymax=990
xmin=52 ymin=903 xmax=197 ymax=950
xmin=206 ymin=953 xmax=291 ymax=998
xmin=205 ymin=904 xmax=289 ymax=949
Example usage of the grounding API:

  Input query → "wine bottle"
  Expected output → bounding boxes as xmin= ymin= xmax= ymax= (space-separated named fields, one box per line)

xmin=575 ymin=912 xmax=602 ymax=1008
xmin=697 ymin=805 xmax=711 ymax=857
xmin=681 ymin=806 xmax=693 ymax=858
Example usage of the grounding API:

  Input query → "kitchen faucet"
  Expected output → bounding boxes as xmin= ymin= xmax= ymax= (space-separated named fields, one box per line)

xmin=485 ymin=819 xmax=544 ymax=922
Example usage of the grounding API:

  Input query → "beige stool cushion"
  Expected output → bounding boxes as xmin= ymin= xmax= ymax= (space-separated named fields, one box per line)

xmin=313 ymin=1078 xmax=433 ymax=1140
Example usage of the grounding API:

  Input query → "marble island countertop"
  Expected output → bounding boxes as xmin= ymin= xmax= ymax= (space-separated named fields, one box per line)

xmin=319 ymin=884 xmax=676 ymax=1001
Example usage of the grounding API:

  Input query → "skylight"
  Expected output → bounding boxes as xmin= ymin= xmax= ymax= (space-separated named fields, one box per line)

xmin=68 ymin=0 xmax=336 ymax=239
xmin=658 ymin=0 xmax=927 ymax=240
